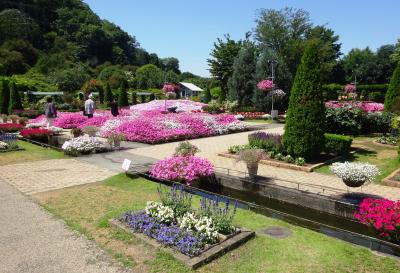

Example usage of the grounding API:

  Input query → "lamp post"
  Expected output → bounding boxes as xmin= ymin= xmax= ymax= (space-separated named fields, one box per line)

xmin=268 ymin=59 xmax=278 ymax=119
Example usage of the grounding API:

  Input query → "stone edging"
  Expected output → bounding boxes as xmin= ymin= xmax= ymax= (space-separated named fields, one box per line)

xmin=217 ymin=152 xmax=341 ymax=173
xmin=372 ymin=139 xmax=399 ymax=149
xmin=382 ymin=168 xmax=400 ymax=188
xmin=109 ymin=218 xmax=255 ymax=269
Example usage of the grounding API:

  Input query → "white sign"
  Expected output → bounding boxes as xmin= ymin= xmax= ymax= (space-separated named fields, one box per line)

xmin=122 ymin=159 xmax=131 ymax=171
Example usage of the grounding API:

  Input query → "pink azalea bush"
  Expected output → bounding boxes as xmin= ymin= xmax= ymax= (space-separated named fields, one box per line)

xmin=325 ymin=101 xmax=384 ymax=112
xmin=354 ymin=198 xmax=400 ymax=242
xmin=150 ymin=155 xmax=214 ymax=184
xmin=53 ymin=113 xmax=88 ymax=128
xmin=162 ymin=83 xmax=175 ymax=92
xmin=257 ymin=80 xmax=273 ymax=90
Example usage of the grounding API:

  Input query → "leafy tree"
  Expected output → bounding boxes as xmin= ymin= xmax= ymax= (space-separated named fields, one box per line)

xmin=342 ymin=47 xmax=376 ymax=84
xmin=255 ymin=7 xmax=312 ymax=80
xmin=385 ymin=61 xmax=400 ymax=112
xmin=165 ymin=70 xmax=179 ymax=84
xmin=0 ymin=48 xmax=30 ymax=75
xmin=208 ymin=34 xmax=244 ymax=102
xmin=0 ymin=9 xmax=41 ymax=46
xmin=283 ymin=40 xmax=326 ymax=160
xmin=375 ymin=45 xmax=397 ymax=83
xmin=0 ymin=79 xmax=10 ymax=114
xmin=54 ymin=65 xmax=89 ymax=93
xmin=391 ymin=39 xmax=400 ymax=63
xmin=135 ymin=64 xmax=163 ymax=89
xmin=227 ymin=45 xmax=256 ymax=107
xmin=8 ymin=81 xmax=23 ymax=113
xmin=118 ymin=80 xmax=129 ymax=106
xmin=203 ymin=88 xmax=212 ymax=103
xmin=131 ymin=92 xmax=137 ymax=105
xmin=2 ymin=40 xmax=39 ymax=66
xmin=162 ymin=57 xmax=180 ymax=73
xmin=104 ymin=83 xmax=113 ymax=104
xmin=81 ymin=79 xmax=103 ymax=102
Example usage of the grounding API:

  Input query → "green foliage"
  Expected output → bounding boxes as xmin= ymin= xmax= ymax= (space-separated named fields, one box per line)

xmin=104 ymin=83 xmax=113 ymax=104
xmin=203 ymin=87 xmax=211 ymax=103
xmin=117 ymin=80 xmax=129 ymax=107
xmin=131 ymin=92 xmax=137 ymax=105
xmin=283 ymin=40 xmax=326 ymax=159
xmin=157 ymin=184 xmax=192 ymax=218
xmin=385 ymin=61 xmax=400 ymax=112
xmin=162 ymin=57 xmax=180 ymax=74
xmin=0 ymin=79 xmax=10 ymax=114
xmin=2 ymin=40 xmax=38 ymax=66
xmin=210 ymin=86 xmax=221 ymax=99
xmin=81 ymin=79 xmax=103 ymax=97
xmin=174 ymin=141 xmax=199 ymax=156
xmin=11 ymin=71 xmax=57 ymax=91
xmin=324 ymin=134 xmax=353 ymax=155
xmin=8 ymin=81 xmax=23 ymax=113
xmin=53 ymin=65 xmax=89 ymax=93
xmin=0 ymin=48 xmax=29 ymax=75
xmin=228 ymin=45 xmax=256 ymax=107
xmin=208 ymin=34 xmax=244 ymax=102
xmin=135 ymin=64 xmax=163 ymax=89
xmin=228 ymin=144 xmax=251 ymax=154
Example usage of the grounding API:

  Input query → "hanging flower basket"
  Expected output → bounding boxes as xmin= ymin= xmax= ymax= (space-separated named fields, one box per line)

xmin=257 ymin=80 xmax=273 ymax=91
xmin=344 ymin=84 xmax=356 ymax=93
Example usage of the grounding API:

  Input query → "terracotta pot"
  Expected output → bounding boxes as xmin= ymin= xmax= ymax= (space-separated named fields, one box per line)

xmin=247 ymin=163 xmax=259 ymax=179
xmin=342 ymin=179 xmax=366 ymax=187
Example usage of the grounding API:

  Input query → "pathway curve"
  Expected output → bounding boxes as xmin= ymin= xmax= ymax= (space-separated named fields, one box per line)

xmin=0 ymin=178 xmax=131 ymax=273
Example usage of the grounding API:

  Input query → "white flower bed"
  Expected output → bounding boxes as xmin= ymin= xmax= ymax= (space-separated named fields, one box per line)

xmin=330 ymin=162 xmax=380 ymax=182
xmin=0 ymin=141 xmax=9 ymax=150
xmin=62 ymin=136 xmax=106 ymax=153
xmin=145 ymin=201 xmax=175 ymax=224
xmin=178 ymin=212 xmax=218 ymax=242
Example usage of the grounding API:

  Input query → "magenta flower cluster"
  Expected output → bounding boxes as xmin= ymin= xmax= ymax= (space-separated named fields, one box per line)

xmin=162 ymin=83 xmax=175 ymax=92
xmin=344 ymin=84 xmax=356 ymax=93
xmin=257 ymin=80 xmax=273 ymax=90
xmin=354 ymin=198 xmax=400 ymax=242
xmin=325 ymin=101 xmax=384 ymax=112
xmin=150 ymin=155 xmax=214 ymax=185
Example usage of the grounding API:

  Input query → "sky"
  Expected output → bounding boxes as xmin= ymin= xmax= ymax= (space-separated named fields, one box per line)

xmin=84 ymin=0 xmax=400 ymax=77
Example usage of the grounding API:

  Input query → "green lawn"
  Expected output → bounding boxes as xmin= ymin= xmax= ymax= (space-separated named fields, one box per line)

xmin=0 ymin=141 xmax=66 ymax=166
xmin=35 ymin=174 xmax=400 ymax=273
xmin=315 ymin=137 xmax=400 ymax=182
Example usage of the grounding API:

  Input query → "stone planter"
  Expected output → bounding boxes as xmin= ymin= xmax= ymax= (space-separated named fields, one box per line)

xmin=342 ymin=179 xmax=366 ymax=188
xmin=246 ymin=163 xmax=259 ymax=179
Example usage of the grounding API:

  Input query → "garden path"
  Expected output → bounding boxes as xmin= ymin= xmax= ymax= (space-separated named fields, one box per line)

xmin=0 ymin=158 xmax=116 ymax=195
xmin=126 ymin=124 xmax=400 ymax=201
xmin=0 ymin=178 xmax=132 ymax=273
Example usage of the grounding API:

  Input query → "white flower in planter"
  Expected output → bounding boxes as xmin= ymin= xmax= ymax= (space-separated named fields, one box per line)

xmin=330 ymin=162 xmax=380 ymax=184
xmin=0 ymin=141 xmax=9 ymax=150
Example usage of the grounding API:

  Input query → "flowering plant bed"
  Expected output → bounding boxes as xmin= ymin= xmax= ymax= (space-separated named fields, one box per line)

xmin=0 ymin=123 xmax=24 ymax=133
xmin=0 ymin=140 xmax=24 ymax=153
xmin=112 ymin=184 xmax=254 ymax=269
xmin=20 ymin=128 xmax=52 ymax=142
xmin=29 ymin=100 xmax=247 ymax=144
xmin=62 ymin=136 xmax=108 ymax=156
xmin=354 ymin=198 xmax=400 ymax=243
xmin=325 ymin=101 xmax=384 ymax=112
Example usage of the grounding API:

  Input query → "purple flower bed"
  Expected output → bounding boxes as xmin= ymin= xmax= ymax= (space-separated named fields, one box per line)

xmin=248 ymin=131 xmax=282 ymax=145
xmin=120 ymin=210 xmax=207 ymax=257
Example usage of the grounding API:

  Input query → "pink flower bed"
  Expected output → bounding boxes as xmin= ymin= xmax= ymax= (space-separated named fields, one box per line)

xmin=354 ymin=198 xmax=400 ymax=242
xmin=150 ymin=155 xmax=214 ymax=185
xmin=28 ymin=100 xmax=246 ymax=143
xmin=325 ymin=101 xmax=384 ymax=112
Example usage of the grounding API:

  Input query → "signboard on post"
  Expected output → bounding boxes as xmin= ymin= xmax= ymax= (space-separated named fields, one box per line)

xmin=122 ymin=159 xmax=131 ymax=171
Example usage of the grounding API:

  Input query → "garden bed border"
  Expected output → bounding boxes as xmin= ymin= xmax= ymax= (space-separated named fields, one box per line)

xmin=382 ymin=168 xmax=400 ymax=188
xmin=0 ymin=147 xmax=25 ymax=153
xmin=372 ymin=139 xmax=399 ymax=149
xmin=217 ymin=152 xmax=342 ymax=172
xmin=109 ymin=218 xmax=255 ymax=269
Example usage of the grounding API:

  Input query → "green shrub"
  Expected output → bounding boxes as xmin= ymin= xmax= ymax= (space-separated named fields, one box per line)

xmin=385 ymin=61 xmax=400 ymax=112
xmin=131 ymin=92 xmax=137 ymax=105
xmin=368 ymin=91 xmax=384 ymax=102
xmin=283 ymin=40 xmax=326 ymax=160
xmin=284 ymin=155 xmax=294 ymax=163
xmin=117 ymin=80 xmax=129 ymax=107
xmin=228 ymin=144 xmax=250 ymax=154
xmin=104 ymin=83 xmax=113 ymax=104
xmin=324 ymin=134 xmax=353 ymax=155
xmin=0 ymin=79 xmax=10 ymax=114
xmin=361 ymin=112 xmax=393 ymax=134
xmin=326 ymin=107 xmax=363 ymax=135
xmin=295 ymin=157 xmax=306 ymax=166
xmin=8 ymin=81 xmax=23 ymax=113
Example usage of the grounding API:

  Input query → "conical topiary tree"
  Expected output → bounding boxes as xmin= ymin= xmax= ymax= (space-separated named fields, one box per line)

xmin=282 ymin=40 xmax=326 ymax=160
xmin=118 ymin=80 xmax=129 ymax=107
xmin=104 ymin=83 xmax=113 ymax=104
xmin=8 ymin=81 xmax=23 ymax=114
xmin=384 ymin=61 xmax=400 ymax=112
xmin=0 ymin=79 xmax=10 ymax=114
xmin=98 ymin=85 xmax=104 ymax=104
xmin=203 ymin=87 xmax=211 ymax=103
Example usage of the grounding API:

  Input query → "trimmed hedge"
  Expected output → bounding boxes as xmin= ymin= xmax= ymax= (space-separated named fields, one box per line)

xmin=324 ymin=134 xmax=353 ymax=155
xmin=322 ymin=83 xmax=389 ymax=101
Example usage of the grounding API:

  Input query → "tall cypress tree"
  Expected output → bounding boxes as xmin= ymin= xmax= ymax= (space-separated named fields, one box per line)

xmin=282 ymin=40 xmax=326 ymax=160
xmin=104 ymin=83 xmax=113 ymax=104
xmin=98 ymin=85 xmax=104 ymax=104
xmin=203 ymin=88 xmax=211 ymax=103
xmin=384 ymin=61 xmax=400 ymax=112
xmin=118 ymin=80 xmax=129 ymax=107
xmin=8 ymin=81 xmax=23 ymax=114
xmin=0 ymin=79 xmax=10 ymax=115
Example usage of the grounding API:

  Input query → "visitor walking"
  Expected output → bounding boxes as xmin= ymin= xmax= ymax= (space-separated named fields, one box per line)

xmin=44 ymin=97 xmax=57 ymax=128
xmin=109 ymin=97 xmax=119 ymax=117
xmin=84 ymin=94 xmax=95 ymax=118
